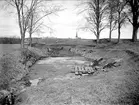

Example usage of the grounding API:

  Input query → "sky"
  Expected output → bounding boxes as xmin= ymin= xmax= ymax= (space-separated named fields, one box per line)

xmin=0 ymin=0 xmax=135 ymax=39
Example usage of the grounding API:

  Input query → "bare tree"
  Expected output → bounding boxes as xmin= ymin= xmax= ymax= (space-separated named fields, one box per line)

xmin=4 ymin=0 xmax=63 ymax=48
xmin=107 ymin=0 xmax=117 ymax=41
xmin=125 ymin=0 xmax=139 ymax=42
xmin=77 ymin=0 xmax=108 ymax=43
xmin=27 ymin=0 xmax=62 ymax=46
xmin=4 ymin=0 xmax=33 ymax=48
xmin=114 ymin=0 xmax=127 ymax=43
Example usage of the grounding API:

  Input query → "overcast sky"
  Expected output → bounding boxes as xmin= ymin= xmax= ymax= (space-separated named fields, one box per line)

xmin=0 ymin=0 xmax=134 ymax=39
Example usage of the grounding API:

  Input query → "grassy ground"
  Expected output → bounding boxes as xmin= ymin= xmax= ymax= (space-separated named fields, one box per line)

xmin=0 ymin=45 xmax=48 ymax=105
xmin=0 ymin=44 xmax=20 ymax=55
xmin=13 ymin=39 xmax=139 ymax=105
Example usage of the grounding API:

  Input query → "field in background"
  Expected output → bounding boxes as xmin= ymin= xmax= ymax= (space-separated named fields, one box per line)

xmin=25 ymin=37 xmax=94 ymax=46
xmin=0 ymin=36 xmax=137 ymax=45
xmin=0 ymin=44 xmax=20 ymax=55
xmin=0 ymin=37 xmax=21 ymax=44
xmin=0 ymin=37 xmax=138 ymax=55
xmin=28 ymin=37 xmax=136 ymax=45
xmin=0 ymin=37 xmax=137 ymax=56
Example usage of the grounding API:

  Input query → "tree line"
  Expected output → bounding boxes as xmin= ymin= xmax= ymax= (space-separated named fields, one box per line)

xmin=77 ymin=0 xmax=139 ymax=43
xmin=2 ymin=0 xmax=139 ymax=47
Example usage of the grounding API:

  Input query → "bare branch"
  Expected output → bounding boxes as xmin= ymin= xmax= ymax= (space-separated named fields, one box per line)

xmin=28 ymin=8 xmax=64 ymax=30
xmin=5 ymin=0 xmax=16 ymax=8
xmin=31 ymin=22 xmax=43 ymax=34
xmin=126 ymin=15 xmax=133 ymax=25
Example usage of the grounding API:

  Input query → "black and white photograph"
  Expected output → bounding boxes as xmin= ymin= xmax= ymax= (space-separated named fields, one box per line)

xmin=0 ymin=0 xmax=139 ymax=105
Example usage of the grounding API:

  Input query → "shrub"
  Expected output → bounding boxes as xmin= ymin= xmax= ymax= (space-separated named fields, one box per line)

xmin=20 ymin=48 xmax=42 ymax=67
xmin=0 ymin=46 xmax=46 ymax=90
xmin=0 ymin=46 xmax=46 ymax=103
xmin=0 ymin=54 xmax=27 ymax=90
xmin=27 ymin=47 xmax=46 ymax=57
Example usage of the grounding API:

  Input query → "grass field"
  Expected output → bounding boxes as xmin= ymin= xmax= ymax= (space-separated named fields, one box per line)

xmin=0 ymin=44 xmax=20 ymax=55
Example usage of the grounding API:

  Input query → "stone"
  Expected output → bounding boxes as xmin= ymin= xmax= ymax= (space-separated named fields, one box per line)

xmin=29 ymin=78 xmax=42 ymax=86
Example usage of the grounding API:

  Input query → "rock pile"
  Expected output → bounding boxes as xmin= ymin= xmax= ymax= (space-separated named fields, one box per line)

xmin=70 ymin=48 xmax=122 ymax=76
xmin=70 ymin=48 xmax=100 ymax=60
xmin=47 ymin=46 xmax=63 ymax=57
xmin=71 ymin=57 xmax=121 ymax=76
xmin=71 ymin=66 xmax=95 ymax=75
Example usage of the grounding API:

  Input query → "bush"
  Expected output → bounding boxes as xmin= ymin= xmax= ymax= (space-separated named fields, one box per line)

xmin=20 ymin=48 xmax=43 ymax=67
xmin=0 ymin=46 xmax=47 ymax=104
xmin=0 ymin=46 xmax=46 ymax=91
xmin=0 ymin=54 xmax=27 ymax=90
xmin=27 ymin=47 xmax=46 ymax=57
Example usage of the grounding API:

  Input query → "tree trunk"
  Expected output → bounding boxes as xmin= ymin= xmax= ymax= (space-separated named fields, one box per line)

xmin=117 ymin=24 xmax=121 ymax=43
xmin=131 ymin=1 xmax=139 ymax=42
xmin=96 ymin=35 xmax=99 ymax=44
xmin=117 ymin=12 xmax=121 ymax=43
xmin=29 ymin=14 xmax=33 ymax=47
xmin=96 ymin=0 xmax=100 ymax=44
xmin=29 ymin=24 xmax=33 ymax=47
xmin=21 ymin=33 xmax=25 ymax=48
xmin=16 ymin=7 xmax=25 ymax=48
xmin=132 ymin=14 xmax=138 ymax=42
xmin=109 ymin=22 xmax=112 ymax=42
xmin=109 ymin=10 xmax=113 ymax=42
xmin=29 ymin=33 xmax=32 ymax=47
xmin=109 ymin=30 xmax=112 ymax=42
xmin=132 ymin=26 xmax=138 ymax=42
xmin=96 ymin=15 xmax=100 ymax=44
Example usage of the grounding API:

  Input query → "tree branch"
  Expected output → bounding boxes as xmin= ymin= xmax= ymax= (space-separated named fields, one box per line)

xmin=27 ymin=8 xmax=64 ymax=30
xmin=5 ymin=0 xmax=16 ymax=8
xmin=127 ymin=16 xmax=133 ymax=25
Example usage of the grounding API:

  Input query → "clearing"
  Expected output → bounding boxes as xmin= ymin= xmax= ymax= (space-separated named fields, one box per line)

xmin=13 ymin=39 xmax=139 ymax=105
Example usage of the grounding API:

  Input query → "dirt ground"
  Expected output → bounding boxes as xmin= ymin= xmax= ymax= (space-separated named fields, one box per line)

xmin=16 ymin=41 xmax=139 ymax=105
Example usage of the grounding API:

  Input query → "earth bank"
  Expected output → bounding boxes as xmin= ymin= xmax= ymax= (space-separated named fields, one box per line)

xmin=15 ymin=42 xmax=139 ymax=105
